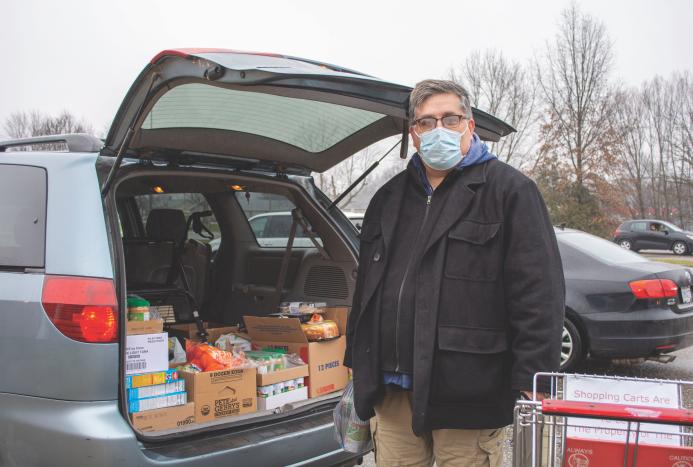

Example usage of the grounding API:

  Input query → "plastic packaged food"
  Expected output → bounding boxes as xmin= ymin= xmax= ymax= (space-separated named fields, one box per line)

xmin=301 ymin=314 xmax=340 ymax=341
xmin=127 ymin=296 xmax=150 ymax=321
xmin=279 ymin=302 xmax=327 ymax=315
xmin=175 ymin=363 xmax=202 ymax=373
xmin=185 ymin=341 xmax=248 ymax=372
xmin=215 ymin=333 xmax=252 ymax=353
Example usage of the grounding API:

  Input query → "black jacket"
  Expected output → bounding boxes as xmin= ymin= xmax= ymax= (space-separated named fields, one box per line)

xmin=344 ymin=158 xmax=565 ymax=434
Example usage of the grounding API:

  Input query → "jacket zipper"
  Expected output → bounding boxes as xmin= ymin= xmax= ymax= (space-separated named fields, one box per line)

xmin=394 ymin=194 xmax=432 ymax=372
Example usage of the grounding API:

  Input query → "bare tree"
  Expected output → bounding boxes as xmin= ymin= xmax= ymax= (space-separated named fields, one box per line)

xmin=448 ymin=49 xmax=538 ymax=169
xmin=535 ymin=4 xmax=615 ymax=189
xmin=316 ymin=143 xmax=387 ymax=208
xmin=612 ymin=89 xmax=649 ymax=217
xmin=3 ymin=110 xmax=95 ymax=150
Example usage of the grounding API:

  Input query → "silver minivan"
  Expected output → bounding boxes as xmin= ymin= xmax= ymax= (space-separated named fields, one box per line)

xmin=0 ymin=48 xmax=512 ymax=466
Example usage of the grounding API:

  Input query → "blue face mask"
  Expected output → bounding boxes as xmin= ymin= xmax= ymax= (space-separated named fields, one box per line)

xmin=416 ymin=126 xmax=468 ymax=171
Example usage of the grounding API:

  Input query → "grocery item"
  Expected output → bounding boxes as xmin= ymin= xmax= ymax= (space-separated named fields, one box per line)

xmin=125 ymin=369 xmax=179 ymax=389
xmin=175 ymin=363 xmax=202 ymax=373
xmin=185 ymin=341 xmax=248 ymax=372
xmin=279 ymin=302 xmax=327 ymax=315
xmin=126 ymin=319 xmax=164 ymax=336
xmin=215 ymin=333 xmax=251 ymax=353
xmin=127 ymin=380 xmax=185 ymax=401
xmin=125 ymin=332 xmax=169 ymax=375
xmin=301 ymin=314 xmax=340 ymax=341
xmin=127 ymin=296 xmax=150 ymax=321
xmin=180 ymin=368 xmax=257 ymax=422
xmin=128 ymin=391 xmax=187 ymax=413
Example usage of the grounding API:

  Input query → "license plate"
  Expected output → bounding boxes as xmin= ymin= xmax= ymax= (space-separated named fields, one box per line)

xmin=683 ymin=286 xmax=692 ymax=304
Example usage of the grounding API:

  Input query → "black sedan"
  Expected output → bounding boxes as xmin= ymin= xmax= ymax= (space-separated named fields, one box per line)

xmin=556 ymin=227 xmax=693 ymax=371
xmin=613 ymin=219 xmax=693 ymax=255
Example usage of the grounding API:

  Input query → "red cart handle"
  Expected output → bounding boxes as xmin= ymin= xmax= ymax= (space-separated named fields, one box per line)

xmin=541 ymin=399 xmax=693 ymax=426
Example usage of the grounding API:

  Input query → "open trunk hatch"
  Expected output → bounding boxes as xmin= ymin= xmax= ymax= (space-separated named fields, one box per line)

xmin=103 ymin=48 xmax=514 ymax=173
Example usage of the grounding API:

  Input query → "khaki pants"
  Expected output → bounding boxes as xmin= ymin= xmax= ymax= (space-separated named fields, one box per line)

xmin=371 ymin=389 xmax=506 ymax=467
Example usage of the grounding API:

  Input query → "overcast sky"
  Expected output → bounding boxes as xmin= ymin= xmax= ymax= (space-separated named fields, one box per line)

xmin=1 ymin=0 xmax=691 ymax=138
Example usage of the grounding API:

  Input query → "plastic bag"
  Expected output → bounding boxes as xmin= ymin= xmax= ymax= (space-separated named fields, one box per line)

xmin=185 ymin=341 xmax=248 ymax=371
xmin=215 ymin=333 xmax=252 ymax=353
xmin=168 ymin=337 xmax=186 ymax=364
xmin=333 ymin=381 xmax=373 ymax=453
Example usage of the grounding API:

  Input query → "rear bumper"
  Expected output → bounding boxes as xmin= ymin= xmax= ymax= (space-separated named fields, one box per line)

xmin=581 ymin=307 xmax=693 ymax=358
xmin=0 ymin=393 xmax=364 ymax=467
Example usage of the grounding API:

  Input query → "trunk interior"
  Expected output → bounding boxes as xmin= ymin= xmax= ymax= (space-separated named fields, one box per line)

xmin=112 ymin=165 xmax=357 ymax=438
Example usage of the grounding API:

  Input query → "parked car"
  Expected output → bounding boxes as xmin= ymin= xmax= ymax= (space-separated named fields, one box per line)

xmin=556 ymin=227 xmax=693 ymax=370
xmin=0 ymin=48 xmax=514 ymax=466
xmin=613 ymin=219 xmax=693 ymax=255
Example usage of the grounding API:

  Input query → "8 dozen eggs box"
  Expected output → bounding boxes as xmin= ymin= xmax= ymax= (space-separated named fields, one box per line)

xmin=244 ymin=307 xmax=349 ymax=399
xmin=180 ymin=368 xmax=257 ymax=423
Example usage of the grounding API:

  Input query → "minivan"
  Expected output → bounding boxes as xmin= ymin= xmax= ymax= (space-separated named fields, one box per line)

xmin=0 ymin=48 xmax=513 ymax=466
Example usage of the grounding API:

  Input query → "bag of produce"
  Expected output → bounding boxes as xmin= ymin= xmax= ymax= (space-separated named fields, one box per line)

xmin=185 ymin=341 xmax=248 ymax=371
xmin=333 ymin=381 xmax=372 ymax=453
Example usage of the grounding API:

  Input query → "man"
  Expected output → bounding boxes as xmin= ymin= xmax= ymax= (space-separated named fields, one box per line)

xmin=343 ymin=80 xmax=565 ymax=466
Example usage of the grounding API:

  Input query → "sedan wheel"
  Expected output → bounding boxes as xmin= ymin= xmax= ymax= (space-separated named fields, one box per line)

xmin=673 ymin=241 xmax=688 ymax=256
xmin=619 ymin=240 xmax=632 ymax=250
xmin=560 ymin=318 xmax=584 ymax=372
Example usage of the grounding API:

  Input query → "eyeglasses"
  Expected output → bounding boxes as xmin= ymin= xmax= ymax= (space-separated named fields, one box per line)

xmin=412 ymin=115 xmax=467 ymax=134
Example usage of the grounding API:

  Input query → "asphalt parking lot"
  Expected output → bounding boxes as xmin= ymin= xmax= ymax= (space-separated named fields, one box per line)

xmin=360 ymin=346 xmax=693 ymax=466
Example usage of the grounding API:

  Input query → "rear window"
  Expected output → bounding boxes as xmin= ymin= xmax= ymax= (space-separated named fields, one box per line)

xmin=630 ymin=222 xmax=647 ymax=232
xmin=141 ymin=83 xmax=385 ymax=153
xmin=0 ymin=165 xmax=47 ymax=268
xmin=558 ymin=232 xmax=644 ymax=264
xmin=234 ymin=191 xmax=321 ymax=248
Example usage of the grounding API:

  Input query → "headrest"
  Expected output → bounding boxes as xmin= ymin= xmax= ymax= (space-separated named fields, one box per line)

xmin=146 ymin=209 xmax=187 ymax=243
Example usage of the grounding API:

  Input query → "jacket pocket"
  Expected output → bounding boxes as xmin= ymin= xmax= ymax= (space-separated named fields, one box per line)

xmin=444 ymin=221 xmax=502 ymax=282
xmin=430 ymin=326 xmax=508 ymax=406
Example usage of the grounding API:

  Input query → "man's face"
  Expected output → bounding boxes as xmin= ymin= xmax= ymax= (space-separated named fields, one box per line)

xmin=409 ymin=92 xmax=475 ymax=156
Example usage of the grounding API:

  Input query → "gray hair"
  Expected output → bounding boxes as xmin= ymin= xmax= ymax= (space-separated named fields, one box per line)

xmin=409 ymin=79 xmax=473 ymax=122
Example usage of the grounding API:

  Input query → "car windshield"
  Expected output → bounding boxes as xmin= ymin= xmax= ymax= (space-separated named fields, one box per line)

xmin=558 ymin=231 xmax=646 ymax=264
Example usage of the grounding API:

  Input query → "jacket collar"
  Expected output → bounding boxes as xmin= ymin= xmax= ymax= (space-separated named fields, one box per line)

xmin=379 ymin=157 xmax=491 ymax=254
xmin=358 ymin=160 xmax=492 ymax=315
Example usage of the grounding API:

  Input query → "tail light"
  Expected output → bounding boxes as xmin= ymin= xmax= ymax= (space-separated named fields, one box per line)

xmin=42 ymin=275 xmax=118 ymax=343
xmin=629 ymin=279 xmax=678 ymax=299
xmin=613 ymin=229 xmax=622 ymax=238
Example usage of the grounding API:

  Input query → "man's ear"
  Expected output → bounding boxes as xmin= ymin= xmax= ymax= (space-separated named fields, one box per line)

xmin=409 ymin=126 xmax=421 ymax=152
xmin=468 ymin=118 xmax=476 ymax=133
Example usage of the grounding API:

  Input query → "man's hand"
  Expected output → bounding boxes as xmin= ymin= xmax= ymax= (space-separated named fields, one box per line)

xmin=520 ymin=390 xmax=550 ymax=401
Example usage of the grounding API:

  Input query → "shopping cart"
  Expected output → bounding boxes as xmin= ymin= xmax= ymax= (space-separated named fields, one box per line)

xmin=513 ymin=372 xmax=693 ymax=466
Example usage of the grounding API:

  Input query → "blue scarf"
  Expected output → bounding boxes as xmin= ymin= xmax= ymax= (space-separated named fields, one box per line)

xmin=410 ymin=133 xmax=497 ymax=196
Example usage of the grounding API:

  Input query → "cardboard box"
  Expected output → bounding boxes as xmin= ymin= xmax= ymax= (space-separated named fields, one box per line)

xmin=131 ymin=402 xmax=196 ymax=432
xmin=258 ymin=386 xmax=309 ymax=411
xmin=245 ymin=307 xmax=349 ymax=398
xmin=125 ymin=332 xmax=169 ymax=375
xmin=180 ymin=368 xmax=257 ymax=422
xmin=125 ymin=369 xmax=179 ymax=389
xmin=256 ymin=364 xmax=309 ymax=387
xmin=127 ymin=319 xmax=164 ymax=336
xmin=166 ymin=322 xmax=239 ymax=344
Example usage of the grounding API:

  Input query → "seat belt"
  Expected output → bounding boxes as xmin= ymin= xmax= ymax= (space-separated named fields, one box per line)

xmin=273 ymin=209 xmax=331 ymax=310
xmin=273 ymin=209 xmax=300 ymax=310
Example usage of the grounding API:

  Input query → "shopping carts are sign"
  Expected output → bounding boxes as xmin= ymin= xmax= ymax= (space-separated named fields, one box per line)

xmin=564 ymin=374 xmax=682 ymax=446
